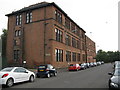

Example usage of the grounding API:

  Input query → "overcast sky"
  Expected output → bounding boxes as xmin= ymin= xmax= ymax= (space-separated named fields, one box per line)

xmin=0 ymin=0 xmax=119 ymax=52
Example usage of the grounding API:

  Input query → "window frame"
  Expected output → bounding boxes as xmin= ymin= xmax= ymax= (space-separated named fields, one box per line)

xmin=16 ymin=14 xmax=22 ymax=25
xmin=55 ymin=49 xmax=63 ymax=62
xmin=66 ymin=51 xmax=71 ymax=62
xmin=72 ymin=52 xmax=76 ymax=62
xmin=14 ymin=50 xmax=20 ymax=61
xmin=26 ymin=12 xmax=32 ymax=23
xmin=55 ymin=28 xmax=63 ymax=43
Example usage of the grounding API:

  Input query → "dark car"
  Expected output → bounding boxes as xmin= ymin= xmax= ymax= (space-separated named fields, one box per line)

xmin=36 ymin=64 xmax=57 ymax=78
xmin=108 ymin=69 xmax=120 ymax=89
xmin=89 ymin=62 xmax=94 ymax=67
xmin=79 ymin=63 xmax=87 ymax=70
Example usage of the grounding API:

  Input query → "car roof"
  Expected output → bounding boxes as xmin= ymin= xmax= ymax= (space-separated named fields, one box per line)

xmin=4 ymin=67 xmax=23 ymax=68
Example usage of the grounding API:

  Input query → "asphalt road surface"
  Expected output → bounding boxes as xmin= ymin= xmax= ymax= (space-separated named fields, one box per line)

xmin=5 ymin=63 xmax=113 ymax=88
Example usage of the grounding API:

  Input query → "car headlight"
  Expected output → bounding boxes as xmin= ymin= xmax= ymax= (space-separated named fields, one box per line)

xmin=110 ymin=82 xmax=118 ymax=88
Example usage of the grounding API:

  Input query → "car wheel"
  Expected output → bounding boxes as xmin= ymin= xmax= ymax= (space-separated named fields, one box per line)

xmin=54 ymin=72 xmax=57 ymax=76
xmin=47 ymin=73 xmax=50 ymax=78
xmin=36 ymin=75 xmax=40 ymax=78
xmin=6 ymin=78 xmax=14 ymax=87
xmin=108 ymin=80 xmax=112 ymax=89
xmin=29 ymin=75 xmax=34 ymax=82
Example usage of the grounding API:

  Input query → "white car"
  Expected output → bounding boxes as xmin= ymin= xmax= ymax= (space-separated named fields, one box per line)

xmin=0 ymin=67 xmax=35 ymax=87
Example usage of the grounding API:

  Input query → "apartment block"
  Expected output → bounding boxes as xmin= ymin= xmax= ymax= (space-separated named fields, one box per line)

xmin=6 ymin=2 xmax=96 ymax=68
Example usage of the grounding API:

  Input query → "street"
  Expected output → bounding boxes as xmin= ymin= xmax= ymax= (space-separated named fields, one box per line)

xmin=4 ymin=63 xmax=113 ymax=88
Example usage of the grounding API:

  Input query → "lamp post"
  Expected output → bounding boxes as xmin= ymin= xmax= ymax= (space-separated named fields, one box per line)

xmin=23 ymin=60 xmax=26 ymax=68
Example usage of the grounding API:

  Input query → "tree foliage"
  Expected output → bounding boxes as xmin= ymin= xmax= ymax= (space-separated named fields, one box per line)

xmin=96 ymin=49 xmax=120 ymax=63
xmin=1 ymin=29 xmax=7 ymax=68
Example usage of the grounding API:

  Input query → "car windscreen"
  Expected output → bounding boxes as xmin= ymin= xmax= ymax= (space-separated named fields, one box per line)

xmin=114 ymin=70 xmax=120 ymax=76
xmin=38 ymin=65 xmax=46 ymax=69
xmin=0 ymin=67 xmax=14 ymax=72
xmin=116 ymin=64 xmax=120 ymax=67
xmin=69 ymin=64 xmax=75 ymax=66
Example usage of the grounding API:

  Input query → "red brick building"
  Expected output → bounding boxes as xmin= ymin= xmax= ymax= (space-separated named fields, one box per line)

xmin=86 ymin=36 xmax=96 ymax=63
xmin=6 ymin=2 xmax=96 ymax=68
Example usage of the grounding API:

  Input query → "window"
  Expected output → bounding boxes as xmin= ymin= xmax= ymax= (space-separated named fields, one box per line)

xmin=15 ymin=30 xmax=21 ymax=37
xmin=19 ymin=15 xmax=22 ymax=25
xmin=72 ymin=52 xmax=76 ymax=62
xmin=14 ymin=50 xmax=20 ymax=61
xmin=82 ymin=54 xmax=86 ymax=61
xmin=81 ymin=32 xmax=85 ymax=39
xmin=16 ymin=14 xmax=22 ymax=25
xmin=18 ymin=30 xmax=21 ymax=36
xmin=72 ymin=38 xmax=76 ymax=48
xmin=66 ymin=51 xmax=71 ymax=62
xmin=71 ymin=23 xmax=75 ymax=32
xmin=76 ymin=28 xmax=80 ymax=37
xmin=55 ymin=49 xmax=63 ymax=62
xmin=26 ymin=12 xmax=32 ymax=23
xmin=65 ymin=18 xmax=70 ymax=29
xmin=77 ymin=53 xmax=80 ymax=61
xmin=65 ymin=35 xmax=71 ymax=46
xmin=14 ymin=68 xmax=26 ymax=73
xmin=82 ymin=43 xmax=86 ymax=50
xmin=77 ymin=40 xmax=80 ymax=49
xmin=55 ymin=28 xmax=63 ymax=43
xmin=1 ymin=67 xmax=14 ymax=72
xmin=15 ymin=31 xmax=18 ymax=37
xmin=14 ymin=40 xmax=17 ymax=46
xmin=55 ymin=10 xmax=62 ymax=24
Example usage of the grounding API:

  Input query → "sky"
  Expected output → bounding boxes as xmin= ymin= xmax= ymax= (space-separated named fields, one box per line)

xmin=0 ymin=0 xmax=119 ymax=52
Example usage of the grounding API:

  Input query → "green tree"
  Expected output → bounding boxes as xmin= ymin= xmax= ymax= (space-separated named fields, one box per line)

xmin=96 ymin=49 xmax=107 ymax=62
xmin=113 ymin=51 xmax=120 ymax=61
xmin=96 ymin=49 xmax=120 ymax=63
xmin=1 ymin=29 xmax=7 ymax=68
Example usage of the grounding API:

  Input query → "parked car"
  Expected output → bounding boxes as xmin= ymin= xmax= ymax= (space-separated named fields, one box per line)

xmin=108 ymin=69 xmax=120 ymax=89
xmin=68 ymin=64 xmax=81 ymax=71
xmin=79 ymin=63 xmax=87 ymax=70
xmin=0 ymin=67 xmax=35 ymax=87
xmin=89 ymin=62 xmax=94 ymax=67
xmin=114 ymin=61 xmax=120 ymax=68
xmin=36 ymin=64 xmax=57 ymax=78
xmin=115 ymin=61 xmax=120 ymax=65
xmin=97 ymin=61 xmax=101 ymax=65
xmin=101 ymin=61 xmax=104 ymax=64
xmin=114 ymin=63 xmax=120 ymax=69
xmin=86 ymin=63 xmax=90 ymax=68
xmin=93 ymin=62 xmax=97 ymax=66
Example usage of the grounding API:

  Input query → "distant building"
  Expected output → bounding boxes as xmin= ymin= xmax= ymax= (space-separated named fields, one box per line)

xmin=5 ymin=2 xmax=96 ymax=68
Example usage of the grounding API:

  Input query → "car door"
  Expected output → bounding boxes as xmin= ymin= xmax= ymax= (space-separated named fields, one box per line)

xmin=13 ymin=68 xmax=23 ymax=83
xmin=18 ymin=67 xmax=30 ymax=81
xmin=13 ymin=67 xmax=29 ymax=82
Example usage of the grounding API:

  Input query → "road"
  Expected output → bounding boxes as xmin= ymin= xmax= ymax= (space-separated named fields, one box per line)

xmin=5 ymin=63 xmax=113 ymax=88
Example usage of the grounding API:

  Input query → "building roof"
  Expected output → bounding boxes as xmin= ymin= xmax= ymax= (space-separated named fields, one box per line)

xmin=5 ymin=2 xmax=86 ymax=33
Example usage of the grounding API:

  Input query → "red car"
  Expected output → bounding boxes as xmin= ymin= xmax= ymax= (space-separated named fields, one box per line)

xmin=68 ymin=64 xmax=81 ymax=71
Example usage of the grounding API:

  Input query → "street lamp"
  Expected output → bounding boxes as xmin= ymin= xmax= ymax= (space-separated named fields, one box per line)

xmin=23 ymin=60 xmax=26 ymax=68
